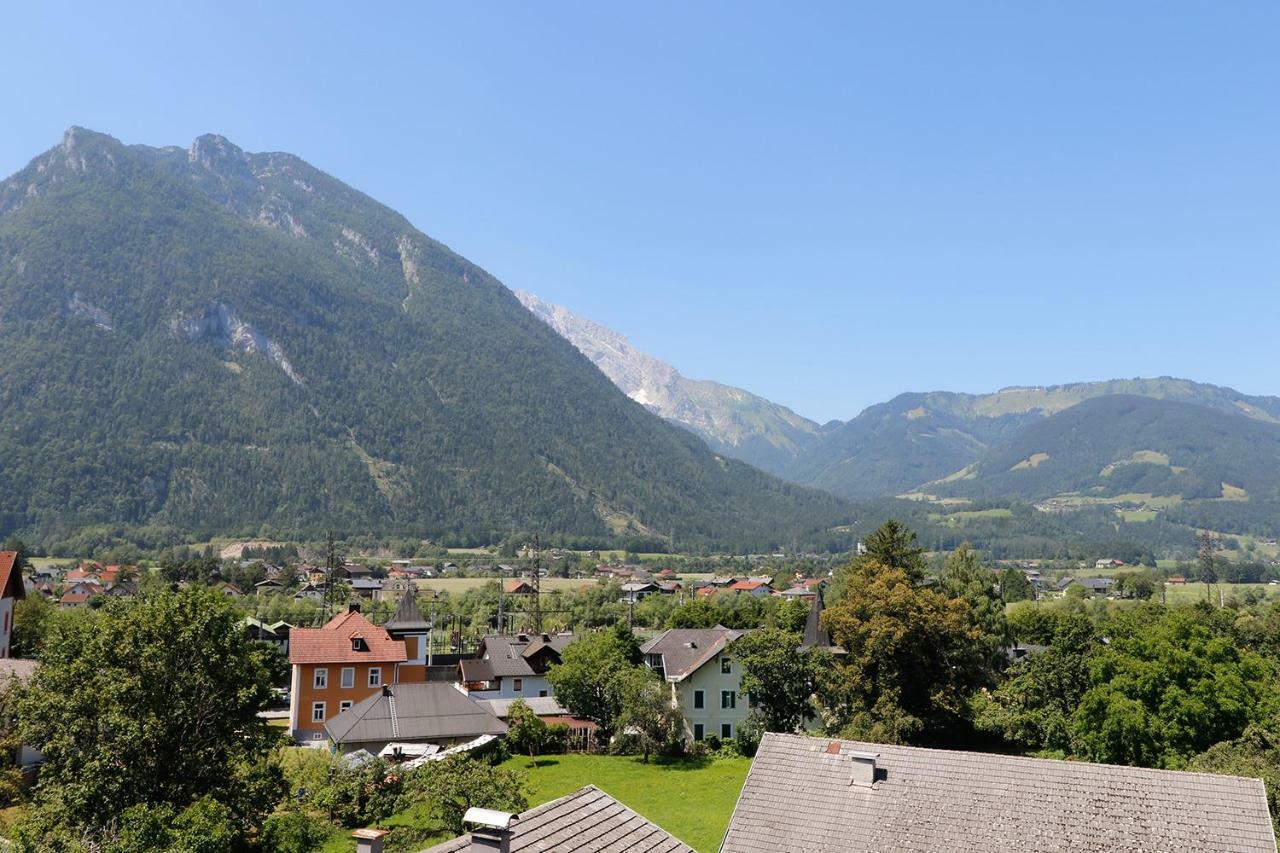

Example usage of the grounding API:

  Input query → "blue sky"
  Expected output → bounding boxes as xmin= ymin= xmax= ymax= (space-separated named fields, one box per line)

xmin=2 ymin=2 xmax=1277 ymax=422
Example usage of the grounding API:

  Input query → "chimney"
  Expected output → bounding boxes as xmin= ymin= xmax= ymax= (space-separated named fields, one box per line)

xmin=848 ymin=750 xmax=879 ymax=787
xmin=352 ymin=828 xmax=389 ymax=853
xmin=464 ymin=807 xmax=516 ymax=853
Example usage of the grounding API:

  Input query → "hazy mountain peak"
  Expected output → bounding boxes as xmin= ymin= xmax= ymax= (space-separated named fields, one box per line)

xmin=515 ymin=290 xmax=825 ymax=474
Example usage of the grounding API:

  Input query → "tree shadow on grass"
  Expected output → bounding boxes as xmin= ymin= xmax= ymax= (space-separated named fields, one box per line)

xmin=643 ymin=754 xmax=714 ymax=771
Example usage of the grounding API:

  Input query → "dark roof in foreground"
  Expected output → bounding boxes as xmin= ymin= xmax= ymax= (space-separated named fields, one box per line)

xmin=720 ymin=732 xmax=1277 ymax=853
xmin=324 ymin=683 xmax=507 ymax=745
xmin=420 ymin=785 xmax=694 ymax=853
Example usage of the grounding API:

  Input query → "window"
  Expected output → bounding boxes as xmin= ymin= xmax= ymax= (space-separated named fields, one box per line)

xmin=340 ymin=667 xmax=355 ymax=689
xmin=721 ymin=723 xmax=733 ymax=740
xmin=313 ymin=668 xmax=328 ymax=689
xmin=368 ymin=668 xmax=382 ymax=688
xmin=339 ymin=700 xmax=353 ymax=713
xmin=538 ymin=689 xmax=548 ymax=698
xmin=694 ymin=723 xmax=704 ymax=741
xmin=311 ymin=702 xmax=325 ymax=722
xmin=693 ymin=690 xmax=705 ymax=709
xmin=721 ymin=690 xmax=735 ymax=709
xmin=721 ymin=657 xmax=732 ymax=675
xmin=513 ymin=678 xmax=523 ymax=693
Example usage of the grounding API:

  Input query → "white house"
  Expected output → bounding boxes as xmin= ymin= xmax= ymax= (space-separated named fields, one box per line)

xmin=0 ymin=552 xmax=25 ymax=658
xmin=640 ymin=626 xmax=750 ymax=742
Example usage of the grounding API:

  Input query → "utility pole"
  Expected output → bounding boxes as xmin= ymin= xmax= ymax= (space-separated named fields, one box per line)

xmin=530 ymin=534 xmax=543 ymax=634
xmin=324 ymin=530 xmax=339 ymax=620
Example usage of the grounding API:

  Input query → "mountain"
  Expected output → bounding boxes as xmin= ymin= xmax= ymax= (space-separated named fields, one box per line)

xmin=933 ymin=395 xmax=1280 ymax=505
xmin=786 ymin=378 xmax=1280 ymax=499
xmin=515 ymin=290 xmax=827 ymax=474
xmin=0 ymin=127 xmax=849 ymax=551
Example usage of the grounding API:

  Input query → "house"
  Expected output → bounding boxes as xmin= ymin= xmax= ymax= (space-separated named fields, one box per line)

xmin=377 ymin=576 xmax=416 ymax=602
xmin=1095 ymin=558 xmax=1126 ymax=569
xmin=1077 ymin=577 xmax=1114 ymax=596
xmin=1167 ymin=575 xmax=1187 ymax=585
xmin=728 ymin=579 xmax=772 ymax=598
xmin=286 ymin=606 xmax=407 ymax=744
xmin=778 ymin=586 xmax=817 ymax=600
xmin=619 ymin=581 xmax=660 ymax=603
xmin=0 ymin=553 xmax=24 ymax=658
xmin=719 ymin=733 xmax=1277 ymax=853
xmin=476 ymin=695 xmax=595 ymax=735
xmin=457 ymin=633 xmax=576 ymax=700
xmin=419 ymin=786 xmax=694 ymax=853
xmin=243 ymin=616 xmax=292 ymax=654
xmin=504 ymin=580 xmax=537 ymax=596
xmin=0 ymin=658 xmax=43 ymax=780
xmin=349 ymin=578 xmax=384 ymax=599
xmin=215 ymin=582 xmax=244 ymax=597
xmin=640 ymin=626 xmax=749 ymax=742
xmin=255 ymin=578 xmax=284 ymax=594
xmin=292 ymin=583 xmax=324 ymax=603
xmin=339 ymin=564 xmax=375 ymax=581
xmin=323 ymin=682 xmax=506 ymax=756
xmin=383 ymin=591 xmax=432 ymax=682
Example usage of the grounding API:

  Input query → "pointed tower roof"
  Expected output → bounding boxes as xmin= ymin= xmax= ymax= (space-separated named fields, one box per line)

xmin=802 ymin=588 xmax=843 ymax=653
xmin=384 ymin=589 xmax=430 ymax=634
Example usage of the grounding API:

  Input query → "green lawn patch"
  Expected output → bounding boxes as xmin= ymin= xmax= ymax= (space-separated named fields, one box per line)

xmin=499 ymin=753 xmax=750 ymax=852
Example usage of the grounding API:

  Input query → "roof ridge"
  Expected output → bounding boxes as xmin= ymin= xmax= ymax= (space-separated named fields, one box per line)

xmin=766 ymin=732 xmax=1268 ymax=787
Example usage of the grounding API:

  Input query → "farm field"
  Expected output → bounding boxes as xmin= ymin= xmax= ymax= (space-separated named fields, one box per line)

xmin=414 ymin=577 xmax=594 ymax=595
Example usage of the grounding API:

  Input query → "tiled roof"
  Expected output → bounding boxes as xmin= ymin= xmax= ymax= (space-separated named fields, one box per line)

xmin=478 ymin=696 xmax=569 ymax=717
xmin=640 ymin=627 xmax=743 ymax=681
xmin=0 ymin=551 xmax=21 ymax=600
xmin=288 ymin=609 xmax=406 ymax=665
xmin=729 ymin=580 xmax=769 ymax=591
xmin=720 ymin=733 xmax=1278 ymax=853
xmin=419 ymin=785 xmax=694 ymax=853
xmin=325 ymin=682 xmax=506 ymax=745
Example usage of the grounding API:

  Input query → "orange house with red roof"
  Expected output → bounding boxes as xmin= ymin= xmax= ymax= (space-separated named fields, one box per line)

xmin=287 ymin=606 xmax=407 ymax=743
xmin=0 ymin=552 xmax=26 ymax=658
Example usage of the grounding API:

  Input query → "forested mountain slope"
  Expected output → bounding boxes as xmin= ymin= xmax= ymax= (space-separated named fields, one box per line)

xmin=0 ymin=128 xmax=848 ymax=550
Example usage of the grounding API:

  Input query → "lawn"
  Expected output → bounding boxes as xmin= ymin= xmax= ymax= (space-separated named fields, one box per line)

xmin=498 ymin=753 xmax=750 ymax=852
xmin=311 ymin=752 xmax=750 ymax=853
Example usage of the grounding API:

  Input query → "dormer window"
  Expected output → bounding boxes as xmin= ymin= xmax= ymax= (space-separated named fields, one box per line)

xmin=351 ymin=636 xmax=368 ymax=652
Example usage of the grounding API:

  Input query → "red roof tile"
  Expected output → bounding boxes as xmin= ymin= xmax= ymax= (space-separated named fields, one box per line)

xmin=289 ymin=609 xmax=407 ymax=665
xmin=730 ymin=580 xmax=770 ymax=591
xmin=0 ymin=552 xmax=21 ymax=600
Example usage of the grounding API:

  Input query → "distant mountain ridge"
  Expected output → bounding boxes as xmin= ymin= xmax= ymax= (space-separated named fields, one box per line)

xmin=0 ymin=127 xmax=848 ymax=550
xmin=515 ymin=290 xmax=828 ymax=473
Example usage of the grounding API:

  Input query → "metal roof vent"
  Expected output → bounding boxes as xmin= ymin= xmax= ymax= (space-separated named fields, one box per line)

xmin=465 ymin=807 xmax=516 ymax=853
xmin=849 ymin=750 xmax=879 ymax=787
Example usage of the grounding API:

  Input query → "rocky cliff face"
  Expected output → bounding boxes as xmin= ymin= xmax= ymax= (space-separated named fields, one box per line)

xmin=516 ymin=290 xmax=826 ymax=475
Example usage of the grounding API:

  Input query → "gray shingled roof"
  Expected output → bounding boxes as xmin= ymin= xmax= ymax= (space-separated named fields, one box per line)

xmin=640 ymin=627 xmax=743 ymax=681
xmin=324 ymin=683 xmax=507 ymax=746
xmin=419 ymin=785 xmax=694 ymax=853
xmin=479 ymin=633 xmax=576 ymax=677
xmin=720 ymin=733 xmax=1278 ymax=853
xmin=384 ymin=590 xmax=430 ymax=632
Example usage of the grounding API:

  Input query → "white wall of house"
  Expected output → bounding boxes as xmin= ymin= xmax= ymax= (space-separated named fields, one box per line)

xmin=0 ymin=596 xmax=15 ymax=658
xmin=465 ymin=674 xmax=554 ymax=700
xmin=672 ymin=652 xmax=750 ymax=742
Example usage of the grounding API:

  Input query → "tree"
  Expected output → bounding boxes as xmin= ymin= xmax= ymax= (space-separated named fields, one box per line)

xmin=972 ymin=611 xmax=1096 ymax=752
xmin=11 ymin=595 xmax=57 ymax=658
xmin=863 ymin=520 xmax=926 ymax=580
xmin=13 ymin=587 xmax=284 ymax=845
xmin=940 ymin=545 xmax=1010 ymax=671
xmin=546 ymin=625 xmax=640 ymax=738
xmin=614 ymin=667 xmax=684 ymax=762
xmin=999 ymin=567 xmax=1035 ymax=603
xmin=1071 ymin=607 xmax=1276 ymax=767
xmin=506 ymin=699 xmax=551 ymax=761
xmin=821 ymin=558 xmax=987 ymax=742
xmin=402 ymin=755 xmax=527 ymax=836
xmin=733 ymin=628 xmax=828 ymax=733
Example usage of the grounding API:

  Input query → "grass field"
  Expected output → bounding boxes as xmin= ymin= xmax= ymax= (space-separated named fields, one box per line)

xmin=413 ymin=577 xmax=595 ymax=595
xmin=1162 ymin=582 xmax=1279 ymax=605
xmin=498 ymin=753 xmax=750 ymax=852
xmin=313 ymin=753 xmax=750 ymax=853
